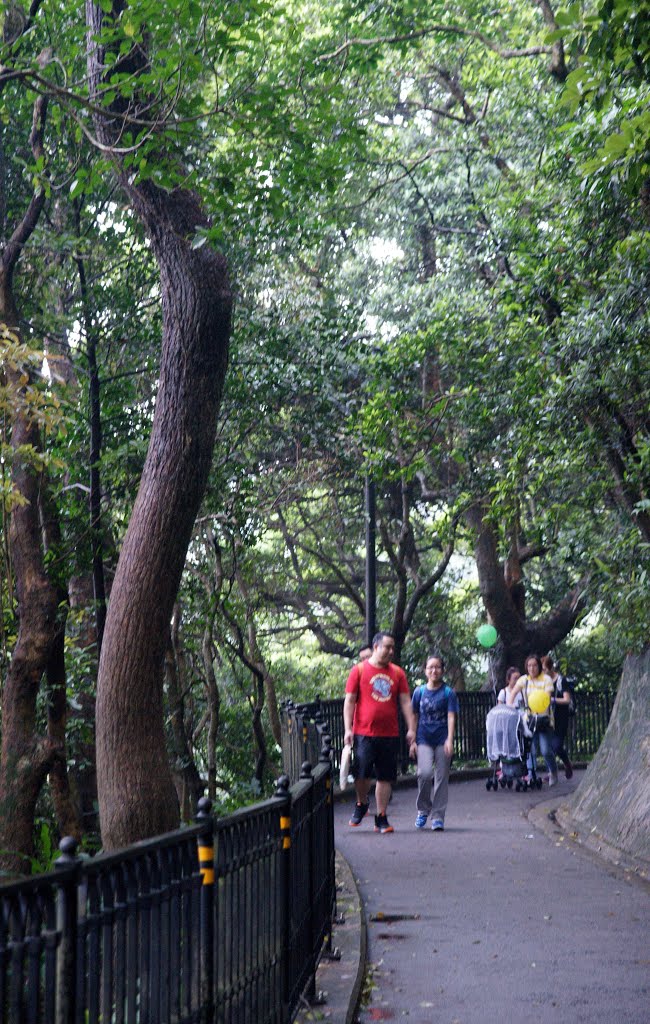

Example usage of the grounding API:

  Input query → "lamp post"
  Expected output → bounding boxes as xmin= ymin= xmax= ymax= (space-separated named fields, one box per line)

xmin=365 ymin=475 xmax=376 ymax=646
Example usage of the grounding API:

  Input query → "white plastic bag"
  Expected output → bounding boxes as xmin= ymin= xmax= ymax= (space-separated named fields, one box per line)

xmin=339 ymin=744 xmax=352 ymax=790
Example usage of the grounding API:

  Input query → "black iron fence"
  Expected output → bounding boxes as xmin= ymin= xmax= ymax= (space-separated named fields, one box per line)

xmin=0 ymin=755 xmax=335 ymax=1024
xmin=284 ymin=689 xmax=616 ymax=776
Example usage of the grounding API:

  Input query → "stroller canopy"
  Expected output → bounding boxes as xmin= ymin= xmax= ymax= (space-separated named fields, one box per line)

xmin=486 ymin=704 xmax=524 ymax=762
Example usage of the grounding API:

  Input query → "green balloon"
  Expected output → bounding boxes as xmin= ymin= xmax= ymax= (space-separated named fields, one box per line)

xmin=476 ymin=624 xmax=498 ymax=648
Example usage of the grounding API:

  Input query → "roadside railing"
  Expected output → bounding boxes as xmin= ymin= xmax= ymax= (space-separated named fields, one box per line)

xmin=0 ymin=753 xmax=335 ymax=1024
xmin=284 ymin=690 xmax=616 ymax=775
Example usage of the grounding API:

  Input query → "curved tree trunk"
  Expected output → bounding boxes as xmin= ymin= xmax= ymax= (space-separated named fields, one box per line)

xmin=87 ymin=3 xmax=232 ymax=848
xmin=94 ymin=202 xmax=231 ymax=846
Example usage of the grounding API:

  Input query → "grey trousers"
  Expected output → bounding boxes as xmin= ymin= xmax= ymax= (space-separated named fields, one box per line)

xmin=416 ymin=743 xmax=452 ymax=821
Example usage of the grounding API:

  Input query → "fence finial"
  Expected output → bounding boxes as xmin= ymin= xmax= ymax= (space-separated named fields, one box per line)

xmin=55 ymin=836 xmax=79 ymax=867
xmin=196 ymin=796 xmax=213 ymax=821
xmin=275 ymin=774 xmax=291 ymax=796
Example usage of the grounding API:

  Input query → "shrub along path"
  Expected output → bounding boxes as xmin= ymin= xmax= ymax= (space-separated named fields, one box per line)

xmin=333 ymin=772 xmax=649 ymax=1024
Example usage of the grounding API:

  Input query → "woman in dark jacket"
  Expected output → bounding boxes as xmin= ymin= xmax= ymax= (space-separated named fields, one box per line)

xmin=542 ymin=655 xmax=573 ymax=779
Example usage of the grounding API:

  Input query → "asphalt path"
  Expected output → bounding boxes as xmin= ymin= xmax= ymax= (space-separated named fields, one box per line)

xmin=334 ymin=772 xmax=649 ymax=1024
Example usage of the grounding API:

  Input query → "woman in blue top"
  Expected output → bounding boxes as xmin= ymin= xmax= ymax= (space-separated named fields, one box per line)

xmin=411 ymin=654 xmax=459 ymax=831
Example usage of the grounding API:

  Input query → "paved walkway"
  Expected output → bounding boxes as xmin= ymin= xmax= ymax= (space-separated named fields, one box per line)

xmin=332 ymin=773 xmax=649 ymax=1024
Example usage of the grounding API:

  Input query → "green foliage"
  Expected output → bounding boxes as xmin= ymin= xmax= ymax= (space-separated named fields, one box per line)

xmin=553 ymin=0 xmax=650 ymax=188
xmin=31 ymin=819 xmax=58 ymax=875
xmin=555 ymin=624 xmax=624 ymax=693
xmin=2 ymin=0 xmax=648 ymax=844
xmin=0 ymin=821 xmax=58 ymax=879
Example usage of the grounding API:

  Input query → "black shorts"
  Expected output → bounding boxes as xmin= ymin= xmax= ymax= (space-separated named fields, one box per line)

xmin=353 ymin=735 xmax=399 ymax=783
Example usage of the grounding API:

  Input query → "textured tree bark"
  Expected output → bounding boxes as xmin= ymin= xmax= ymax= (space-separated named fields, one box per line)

xmin=557 ymin=648 xmax=650 ymax=866
xmin=86 ymin=3 xmax=232 ymax=847
xmin=93 ymin=206 xmax=231 ymax=845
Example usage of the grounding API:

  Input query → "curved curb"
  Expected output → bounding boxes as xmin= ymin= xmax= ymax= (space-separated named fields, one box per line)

xmin=293 ymin=849 xmax=367 ymax=1024
xmin=337 ymin=849 xmax=367 ymax=1024
xmin=528 ymin=795 xmax=650 ymax=891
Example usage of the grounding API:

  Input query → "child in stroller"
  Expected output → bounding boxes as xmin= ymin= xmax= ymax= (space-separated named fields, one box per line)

xmin=485 ymin=702 xmax=543 ymax=791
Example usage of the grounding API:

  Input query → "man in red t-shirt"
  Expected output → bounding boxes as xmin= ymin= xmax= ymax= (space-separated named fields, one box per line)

xmin=343 ymin=632 xmax=415 ymax=833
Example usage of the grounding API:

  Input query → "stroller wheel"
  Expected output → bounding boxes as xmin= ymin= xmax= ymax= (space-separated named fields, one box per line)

xmin=499 ymin=777 xmax=506 ymax=788
xmin=507 ymin=779 xmax=513 ymax=789
xmin=515 ymin=781 xmax=521 ymax=791
xmin=486 ymin=779 xmax=492 ymax=790
xmin=536 ymin=778 xmax=543 ymax=789
xmin=522 ymin=780 xmax=528 ymax=791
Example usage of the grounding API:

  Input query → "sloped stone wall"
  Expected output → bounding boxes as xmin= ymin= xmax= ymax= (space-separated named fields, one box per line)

xmin=561 ymin=647 xmax=650 ymax=865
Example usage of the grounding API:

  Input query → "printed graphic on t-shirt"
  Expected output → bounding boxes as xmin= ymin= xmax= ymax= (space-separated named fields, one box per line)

xmin=419 ymin=689 xmax=450 ymax=728
xmin=371 ymin=674 xmax=394 ymax=702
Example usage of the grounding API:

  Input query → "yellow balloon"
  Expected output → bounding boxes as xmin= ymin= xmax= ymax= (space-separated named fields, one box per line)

xmin=528 ymin=688 xmax=550 ymax=714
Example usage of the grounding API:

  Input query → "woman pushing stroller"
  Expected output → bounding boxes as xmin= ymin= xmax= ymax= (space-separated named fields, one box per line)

xmin=507 ymin=653 xmax=559 ymax=787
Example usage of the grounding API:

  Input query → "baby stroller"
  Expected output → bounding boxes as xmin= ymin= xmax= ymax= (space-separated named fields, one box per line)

xmin=485 ymin=704 xmax=542 ymax=791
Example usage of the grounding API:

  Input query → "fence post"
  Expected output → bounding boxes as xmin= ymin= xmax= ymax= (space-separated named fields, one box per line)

xmin=54 ymin=836 xmax=80 ymax=1024
xmin=300 ymin=760 xmax=320 ymax=1006
xmin=196 ymin=797 xmax=214 ymax=1024
xmin=300 ymin=711 xmax=309 ymax=766
xmin=282 ymin=702 xmax=295 ymax=779
xmin=275 ymin=774 xmax=292 ymax=1019
xmin=319 ymin=736 xmax=340 ymax=961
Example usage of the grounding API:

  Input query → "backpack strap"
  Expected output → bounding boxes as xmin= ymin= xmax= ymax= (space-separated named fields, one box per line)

xmin=351 ymin=661 xmax=363 ymax=695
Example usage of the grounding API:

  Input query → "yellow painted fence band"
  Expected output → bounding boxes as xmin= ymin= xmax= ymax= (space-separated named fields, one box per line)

xmin=280 ymin=813 xmax=291 ymax=849
xmin=198 ymin=844 xmax=214 ymax=886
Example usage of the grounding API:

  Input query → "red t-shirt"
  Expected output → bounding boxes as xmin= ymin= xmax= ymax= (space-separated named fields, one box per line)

xmin=345 ymin=660 xmax=410 ymax=737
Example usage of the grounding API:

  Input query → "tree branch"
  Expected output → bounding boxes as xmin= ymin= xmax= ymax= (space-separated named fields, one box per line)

xmin=2 ymin=95 xmax=48 ymax=279
xmin=317 ymin=25 xmax=554 ymax=64
xmin=403 ymin=535 xmax=455 ymax=636
xmin=532 ymin=0 xmax=567 ymax=81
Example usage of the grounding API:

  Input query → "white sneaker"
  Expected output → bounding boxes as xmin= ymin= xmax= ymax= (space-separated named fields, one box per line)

xmin=548 ymin=771 xmax=558 ymax=787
